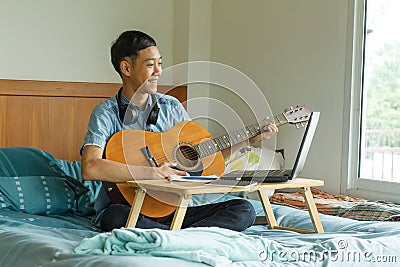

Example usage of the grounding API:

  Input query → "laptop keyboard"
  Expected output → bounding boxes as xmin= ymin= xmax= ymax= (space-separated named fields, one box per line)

xmin=221 ymin=169 xmax=292 ymax=179
xmin=210 ymin=179 xmax=257 ymax=187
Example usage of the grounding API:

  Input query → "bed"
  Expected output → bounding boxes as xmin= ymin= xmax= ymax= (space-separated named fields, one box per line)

xmin=1 ymin=79 xmax=400 ymax=267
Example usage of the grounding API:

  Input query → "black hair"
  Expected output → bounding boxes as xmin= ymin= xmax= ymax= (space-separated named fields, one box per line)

xmin=111 ymin=30 xmax=157 ymax=77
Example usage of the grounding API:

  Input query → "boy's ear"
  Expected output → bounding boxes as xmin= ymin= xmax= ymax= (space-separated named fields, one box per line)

xmin=120 ymin=60 xmax=131 ymax=77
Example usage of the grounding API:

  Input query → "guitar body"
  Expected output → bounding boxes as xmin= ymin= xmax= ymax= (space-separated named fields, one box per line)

xmin=105 ymin=121 xmax=225 ymax=218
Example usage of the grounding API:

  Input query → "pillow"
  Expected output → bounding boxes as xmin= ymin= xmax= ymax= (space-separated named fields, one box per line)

xmin=0 ymin=175 xmax=88 ymax=215
xmin=224 ymin=146 xmax=284 ymax=200
xmin=55 ymin=159 xmax=103 ymax=215
xmin=0 ymin=147 xmax=67 ymax=177
xmin=0 ymin=147 xmax=89 ymax=215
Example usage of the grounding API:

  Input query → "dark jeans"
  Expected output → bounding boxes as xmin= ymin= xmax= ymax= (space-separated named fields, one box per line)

xmin=100 ymin=199 xmax=256 ymax=232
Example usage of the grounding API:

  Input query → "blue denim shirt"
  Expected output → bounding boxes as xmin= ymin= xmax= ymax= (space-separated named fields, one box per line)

xmin=82 ymin=92 xmax=190 ymax=152
xmin=81 ymin=92 xmax=190 ymax=225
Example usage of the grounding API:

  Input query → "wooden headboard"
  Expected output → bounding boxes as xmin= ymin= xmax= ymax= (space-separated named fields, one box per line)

xmin=0 ymin=79 xmax=187 ymax=161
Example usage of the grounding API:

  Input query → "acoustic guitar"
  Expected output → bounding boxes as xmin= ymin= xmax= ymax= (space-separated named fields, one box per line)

xmin=105 ymin=105 xmax=311 ymax=218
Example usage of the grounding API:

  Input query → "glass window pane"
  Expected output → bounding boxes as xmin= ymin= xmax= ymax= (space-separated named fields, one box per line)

xmin=360 ymin=0 xmax=400 ymax=182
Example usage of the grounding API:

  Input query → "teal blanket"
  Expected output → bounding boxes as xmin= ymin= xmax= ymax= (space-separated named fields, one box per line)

xmin=75 ymin=227 xmax=285 ymax=266
xmin=75 ymin=224 xmax=400 ymax=266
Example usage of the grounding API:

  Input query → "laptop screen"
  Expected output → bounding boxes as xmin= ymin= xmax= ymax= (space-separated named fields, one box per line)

xmin=290 ymin=111 xmax=320 ymax=179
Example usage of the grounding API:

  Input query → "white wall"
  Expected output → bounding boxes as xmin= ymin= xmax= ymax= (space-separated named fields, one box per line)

xmin=173 ymin=0 xmax=212 ymax=124
xmin=0 ymin=0 xmax=175 ymax=83
xmin=0 ymin=0 xmax=210 ymax=128
xmin=209 ymin=0 xmax=349 ymax=194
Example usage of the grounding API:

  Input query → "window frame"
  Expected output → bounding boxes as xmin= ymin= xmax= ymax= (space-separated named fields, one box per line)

xmin=342 ymin=0 xmax=400 ymax=203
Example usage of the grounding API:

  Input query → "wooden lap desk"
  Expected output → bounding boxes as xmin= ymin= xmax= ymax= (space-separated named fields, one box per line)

xmin=125 ymin=178 xmax=325 ymax=233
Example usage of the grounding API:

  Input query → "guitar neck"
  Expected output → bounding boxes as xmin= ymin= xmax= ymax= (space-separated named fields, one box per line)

xmin=194 ymin=113 xmax=288 ymax=158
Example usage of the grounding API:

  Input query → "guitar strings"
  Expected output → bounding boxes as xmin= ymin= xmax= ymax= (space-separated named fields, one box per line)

xmin=146 ymin=126 xmax=297 ymax=167
xmin=142 ymin=117 xmax=282 ymax=166
xmin=146 ymin=128 xmax=263 ymax=166
xmin=150 ymin=142 xmax=229 ymax=167
xmin=147 ymin=139 xmax=223 ymax=165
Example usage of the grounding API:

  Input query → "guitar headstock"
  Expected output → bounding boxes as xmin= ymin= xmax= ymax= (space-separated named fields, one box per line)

xmin=283 ymin=105 xmax=312 ymax=126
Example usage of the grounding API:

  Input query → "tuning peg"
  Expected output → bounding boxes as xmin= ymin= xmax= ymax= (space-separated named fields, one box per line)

xmin=301 ymin=122 xmax=305 ymax=127
xmin=295 ymin=124 xmax=300 ymax=129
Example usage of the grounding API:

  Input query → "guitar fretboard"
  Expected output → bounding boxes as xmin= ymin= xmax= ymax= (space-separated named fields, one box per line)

xmin=194 ymin=113 xmax=288 ymax=158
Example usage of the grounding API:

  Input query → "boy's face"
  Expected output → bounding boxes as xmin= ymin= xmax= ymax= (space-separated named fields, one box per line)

xmin=124 ymin=46 xmax=162 ymax=94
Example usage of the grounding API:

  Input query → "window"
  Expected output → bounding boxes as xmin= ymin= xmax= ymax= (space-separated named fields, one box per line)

xmin=345 ymin=0 xmax=400 ymax=201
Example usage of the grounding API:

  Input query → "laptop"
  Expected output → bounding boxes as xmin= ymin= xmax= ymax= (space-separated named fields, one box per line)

xmin=215 ymin=111 xmax=320 ymax=184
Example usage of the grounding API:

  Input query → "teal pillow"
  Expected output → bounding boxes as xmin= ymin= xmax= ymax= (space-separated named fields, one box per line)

xmin=55 ymin=159 xmax=103 ymax=215
xmin=0 ymin=175 xmax=88 ymax=215
xmin=0 ymin=147 xmax=91 ymax=215
xmin=0 ymin=147 xmax=66 ymax=177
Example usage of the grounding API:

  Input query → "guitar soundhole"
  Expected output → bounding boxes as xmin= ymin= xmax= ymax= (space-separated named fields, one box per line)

xmin=176 ymin=145 xmax=199 ymax=168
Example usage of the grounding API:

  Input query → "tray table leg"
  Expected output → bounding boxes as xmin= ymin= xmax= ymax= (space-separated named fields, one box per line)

xmin=303 ymin=187 xmax=324 ymax=233
xmin=125 ymin=188 xmax=146 ymax=228
xmin=258 ymin=189 xmax=278 ymax=229
xmin=170 ymin=194 xmax=192 ymax=230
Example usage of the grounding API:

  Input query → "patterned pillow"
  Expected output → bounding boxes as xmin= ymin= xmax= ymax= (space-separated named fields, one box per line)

xmin=0 ymin=147 xmax=66 ymax=177
xmin=0 ymin=147 xmax=89 ymax=215
xmin=0 ymin=175 xmax=88 ymax=215
xmin=55 ymin=159 xmax=103 ymax=215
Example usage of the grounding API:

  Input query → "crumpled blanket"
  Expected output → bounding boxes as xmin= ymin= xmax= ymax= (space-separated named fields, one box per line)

xmin=75 ymin=227 xmax=287 ymax=266
xmin=74 ymin=226 xmax=400 ymax=266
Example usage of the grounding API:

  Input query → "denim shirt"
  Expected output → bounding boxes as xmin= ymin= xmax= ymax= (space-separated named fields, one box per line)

xmin=82 ymin=92 xmax=190 ymax=152
xmin=81 ymin=92 xmax=190 ymax=225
